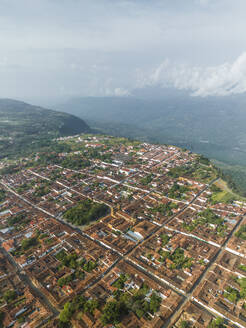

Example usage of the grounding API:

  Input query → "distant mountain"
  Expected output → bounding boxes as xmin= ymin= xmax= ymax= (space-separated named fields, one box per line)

xmin=57 ymin=89 xmax=246 ymax=195
xmin=57 ymin=91 xmax=246 ymax=165
xmin=0 ymin=98 xmax=91 ymax=158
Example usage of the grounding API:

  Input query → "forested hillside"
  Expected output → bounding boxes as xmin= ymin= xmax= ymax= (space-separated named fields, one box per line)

xmin=0 ymin=99 xmax=91 ymax=158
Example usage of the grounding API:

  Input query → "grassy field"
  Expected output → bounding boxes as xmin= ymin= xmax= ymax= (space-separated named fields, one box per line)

xmin=210 ymin=179 xmax=246 ymax=204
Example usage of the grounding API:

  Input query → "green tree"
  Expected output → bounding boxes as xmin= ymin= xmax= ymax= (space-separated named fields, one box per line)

xmin=3 ymin=290 xmax=17 ymax=304
xmin=180 ymin=321 xmax=190 ymax=328
xmin=208 ymin=317 xmax=226 ymax=328
xmin=101 ymin=301 xmax=127 ymax=325
xmin=59 ymin=302 xmax=73 ymax=323
xmin=149 ymin=292 xmax=162 ymax=313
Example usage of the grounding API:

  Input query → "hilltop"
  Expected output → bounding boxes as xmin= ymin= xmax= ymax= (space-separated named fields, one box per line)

xmin=0 ymin=98 xmax=91 ymax=159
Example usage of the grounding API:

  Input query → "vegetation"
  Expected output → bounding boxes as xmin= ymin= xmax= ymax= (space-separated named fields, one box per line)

xmin=100 ymin=300 xmax=127 ymax=325
xmin=56 ymin=250 xmax=97 ymax=275
xmin=21 ymin=236 xmax=39 ymax=251
xmin=216 ymin=163 xmax=246 ymax=197
xmin=59 ymin=277 xmax=162 ymax=326
xmin=8 ymin=214 xmax=25 ymax=226
xmin=238 ymin=264 xmax=246 ymax=272
xmin=3 ymin=290 xmax=17 ymax=304
xmin=83 ymin=260 xmax=97 ymax=272
xmin=224 ymin=286 xmax=240 ymax=303
xmin=151 ymin=202 xmax=177 ymax=217
xmin=208 ymin=179 xmax=245 ymax=204
xmin=112 ymin=274 xmax=129 ymax=289
xmin=168 ymin=183 xmax=189 ymax=200
xmin=168 ymin=160 xmax=217 ymax=183
xmin=224 ymin=277 xmax=246 ymax=304
xmin=0 ymin=189 xmax=6 ymax=202
xmin=59 ymin=295 xmax=98 ymax=324
xmin=56 ymin=250 xmax=79 ymax=268
xmin=63 ymin=200 xmax=109 ymax=226
xmin=140 ymin=174 xmax=153 ymax=185
xmin=179 ymin=321 xmax=190 ymax=328
xmin=208 ymin=317 xmax=226 ymax=328
xmin=59 ymin=93 xmax=246 ymax=196
xmin=236 ymin=277 xmax=246 ymax=299
xmin=158 ymin=247 xmax=193 ymax=270
xmin=101 ymin=282 xmax=161 ymax=325
xmin=160 ymin=233 xmax=170 ymax=246
xmin=16 ymin=182 xmax=32 ymax=194
xmin=209 ymin=189 xmax=235 ymax=204
xmin=0 ymin=98 xmax=90 ymax=159
xmin=57 ymin=271 xmax=85 ymax=287
xmin=60 ymin=155 xmax=91 ymax=170
xmin=235 ymin=224 xmax=246 ymax=240
xmin=182 ymin=209 xmax=226 ymax=236
xmin=34 ymin=184 xmax=50 ymax=197
xmin=7 ymin=213 xmax=30 ymax=229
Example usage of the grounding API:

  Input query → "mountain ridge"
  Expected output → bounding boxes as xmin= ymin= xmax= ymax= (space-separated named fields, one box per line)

xmin=0 ymin=98 xmax=91 ymax=158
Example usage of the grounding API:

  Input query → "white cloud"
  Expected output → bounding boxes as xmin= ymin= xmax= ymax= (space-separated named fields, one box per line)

xmin=140 ymin=52 xmax=246 ymax=97
xmin=0 ymin=0 xmax=246 ymax=102
xmin=113 ymin=88 xmax=130 ymax=97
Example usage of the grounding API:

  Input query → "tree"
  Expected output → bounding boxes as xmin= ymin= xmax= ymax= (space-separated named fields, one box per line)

xmin=208 ymin=317 xmax=226 ymax=328
xmin=59 ymin=302 xmax=73 ymax=323
xmin=3 ymin=290 xmax=17 ymax=304
xmin=63 ymin=200 xmax=109 ymax=226
xmin=149 ymin=292 xmax=161 ymax=313
xmin=83 ymin=299 xmax=99 ymax=315
xmin=101 ymin=301 xmax=127 ymax=325
xmin=21 ymin=236 xmax=38 ymax=251
xmin=180 ymin=321 xmax=190 ymax=328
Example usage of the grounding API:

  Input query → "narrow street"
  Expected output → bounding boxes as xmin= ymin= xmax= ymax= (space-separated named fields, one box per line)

xmin=0 ymin=174 xmax=230 ymax=327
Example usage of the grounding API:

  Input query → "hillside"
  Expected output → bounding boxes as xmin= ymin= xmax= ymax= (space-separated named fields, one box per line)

xmin=57 ymin=92 xmax=246 ymax=165
xmin=0 ymin=99 xmax=91 ymax=159
xmin=57 ymin=90 xmax=246 ymax=195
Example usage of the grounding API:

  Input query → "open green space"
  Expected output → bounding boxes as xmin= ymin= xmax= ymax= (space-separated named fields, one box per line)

xmin=63 ymin=199 xmax=109 ymax=226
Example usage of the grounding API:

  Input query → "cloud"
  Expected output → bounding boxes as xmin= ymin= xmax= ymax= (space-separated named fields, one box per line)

xmin=0 ymin=0 xmax=246 ymax=103
xmin=139 ymin=52 xmax=246 ymax=97
xmin=112 ymin=88 xmax=130 ymax=97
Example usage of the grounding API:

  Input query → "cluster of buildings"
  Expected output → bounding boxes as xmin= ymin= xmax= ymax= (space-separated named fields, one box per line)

xmin=0 ymin=134 xmax=246 ymax=327
xmin=0 ymin=251 xmax=52 ymax=327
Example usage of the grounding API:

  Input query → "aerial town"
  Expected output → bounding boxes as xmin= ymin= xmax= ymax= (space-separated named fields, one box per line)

xmin=0 ymin=134 xmax=246 ymax=328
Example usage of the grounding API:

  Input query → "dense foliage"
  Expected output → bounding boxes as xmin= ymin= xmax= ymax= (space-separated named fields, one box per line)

xmin=235 ymin=225 xmax=246 ymax=240
xmin=3 ymin=290 xmax=17 ymax=304
xmin=182 ymin=209 xmax=225 ymax=236
xmin=158 ymin=247 xmax=193 ymax=269
xmin=0 ymin=99 xmax=90 ymax=159
xmin=223 ymin=277 xmax=246 ymax=304
xmin=56 ymin=249 xmax=97 ymax=272
xmin=63 ymin=200 xmax=109 ymax=225
xmin=101 ymin=282 xmax=162 ymax=325
xmin=208 ymin=317 xmax=226 ymax=328
xmin=21 ymin=236 xmax=39 ymax=251
xmin=59 ymin=295 xmax=99 ymax=324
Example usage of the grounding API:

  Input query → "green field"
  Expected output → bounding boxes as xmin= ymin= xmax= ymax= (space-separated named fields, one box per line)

xmin=210 ymin=179 xmax=246 ymax=204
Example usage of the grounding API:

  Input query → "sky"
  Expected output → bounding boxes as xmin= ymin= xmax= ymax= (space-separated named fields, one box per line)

xmin=0 ymin=0 xmax=245 ymax=104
